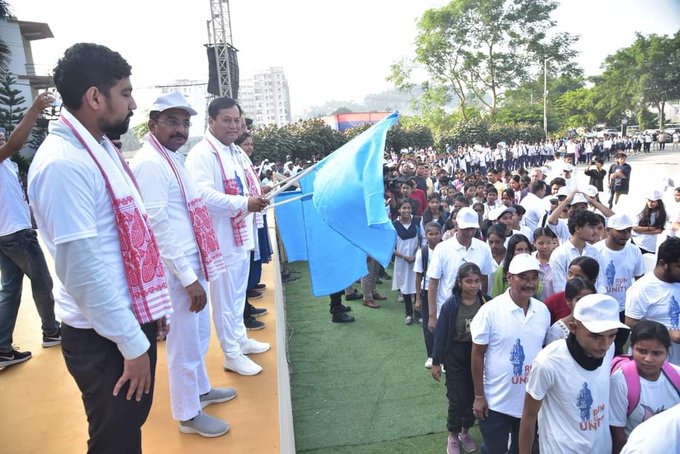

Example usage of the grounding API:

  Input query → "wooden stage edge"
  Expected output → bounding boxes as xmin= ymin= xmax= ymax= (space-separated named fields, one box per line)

xmin=0 ymin=219 xmax=295 ymax=453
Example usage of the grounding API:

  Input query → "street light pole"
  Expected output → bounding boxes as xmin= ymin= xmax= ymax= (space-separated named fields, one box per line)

xmin=543 ymin=57 xmax=553 ymax=140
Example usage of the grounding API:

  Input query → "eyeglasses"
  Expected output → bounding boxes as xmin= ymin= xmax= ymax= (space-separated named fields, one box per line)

xmin=155 ymin=119 xmax=191 ymax=128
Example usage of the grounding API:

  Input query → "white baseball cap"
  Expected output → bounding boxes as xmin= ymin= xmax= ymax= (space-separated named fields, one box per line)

xmin=573 ymin=294 xmax=629 ymax=333
xmin=488 ymin=205 xmax=515 ymax=221
xmin=607 ymin=213 xmax=635 ymax=230
xmin=557 ymin=186 xmax=570 ymax=198
xmin=151 ymin=92 xmax=197 ymax=116
xmin=645 ymin=190 xmax=663 ymax=201
xmin=456 ymin=207 xmax=480 ymax=229
xmin=508 ymin=253 xmax=541 ymax=275
xmin=570 ymin=193 xmax=588 ymax=206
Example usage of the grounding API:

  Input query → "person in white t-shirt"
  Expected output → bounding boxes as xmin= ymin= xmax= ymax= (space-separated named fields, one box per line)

xmin=131 ymin=93 xmax=235 ymax=437
xmin=625 ymin=237 xmax=680 ymax=366
xmin=519 ymin=180 xmax=548 ymax=233
xmin=470 ymin=254 xmax=550 ymax=454
xmin=427 ymin=207 xmax=494 ymax=331
xmin=519 ymin=294 xmax=627 ymax=454
xmin=620 ymin=402 xmax=680 ymax=454
xmin=610 ymin=320 xmax=680 ymax=452
xmin=593 ymin=213 xmax=645 ymax=355
xmin=414 ymin=221 xmax=442 ymax=369
xmin=0 ymin=93 xmax=61 ymax=367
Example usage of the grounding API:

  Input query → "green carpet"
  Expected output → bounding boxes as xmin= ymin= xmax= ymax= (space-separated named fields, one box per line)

xmin=284 ymin=262 xmax=482 ymax=453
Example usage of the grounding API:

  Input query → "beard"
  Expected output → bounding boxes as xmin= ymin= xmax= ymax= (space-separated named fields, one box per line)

xmin=105 ymin=113 xmax=133 ymax=137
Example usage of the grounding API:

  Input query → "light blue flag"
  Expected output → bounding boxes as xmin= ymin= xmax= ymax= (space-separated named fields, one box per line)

xmin=304 ymin=111 xmax=398 ymax=266
xmin=275 ymin=190 xmax=368 ymax=296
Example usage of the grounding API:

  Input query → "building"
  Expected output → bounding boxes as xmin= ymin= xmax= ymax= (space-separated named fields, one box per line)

xmin=239 ymin=67 xmax=291 ymax=127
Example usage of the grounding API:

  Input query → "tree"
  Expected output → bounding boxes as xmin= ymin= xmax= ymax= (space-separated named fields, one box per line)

xmin=0 ymin=71 xmax=26 ymax=134
xmin=390 ymin=0 xmax=578 ymax=119
xmin=0 ymin=1 xmax=12 ymax=70
xmin=595 ymin=31 xmax=680 ymax=129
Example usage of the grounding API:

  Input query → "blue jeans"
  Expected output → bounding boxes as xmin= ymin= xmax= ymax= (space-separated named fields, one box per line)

xmin=479 ymin=409 xmax=520 ymax=454
xmin=0 ymin=228 xmax=58 ymax=351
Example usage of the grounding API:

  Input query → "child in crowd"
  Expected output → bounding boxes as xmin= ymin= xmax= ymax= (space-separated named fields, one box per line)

xmin=533 ymin=227 xmax=557 ymax=300
xmin=486 ymin=224 xmax=507 ymax=292
xmin=544 ymin=278 xmax=596 ymax=344
xmin=431 ymin=263 xmax=489 ymax=454
xmin=415 ymin=222 xmax=442 ymax=369
xmin=544 ymin=256 xmax=600 ymax=324
xmin=421 ymin=192 xmax=448 ymax=233
xmin=392 ymin=199 xmax=420 ymax=325
xmin=491 ymin=234 xmax=533 ymax=297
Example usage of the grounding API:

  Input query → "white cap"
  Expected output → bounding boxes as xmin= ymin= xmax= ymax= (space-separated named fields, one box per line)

xmin=573 ymin=294 xmax=629 ymax=333
xmin=488 ymin=205 xmax=515 ymax=221
xmin=151 ymin=92 xmax=197 ymax=116
xmin=508 ymin=253 xmax=541 ymax=275
xmin=646 ymin=189 xmax=663 ymax=201
xmin=456 ymin=207 xmax=480 ymax=229
xmin=557 ymin=186 xmax=570 ymax=198
xmin=563 ymin=164 xmax=575 ymax=173
xmin=607 ymin=213 xmax=635 ymax=230
xmin=570 ymin=193 xmax=588 ymax=206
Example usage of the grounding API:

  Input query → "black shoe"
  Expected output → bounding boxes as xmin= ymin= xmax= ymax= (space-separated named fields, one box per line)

xmin=339 ymin=304 xmax=352 ymax=313
xmin=0 ymin=348 xmax=32 ymax=368
xmin=345 ymin=291 xmax=363 ymax=301
xmin=249 ymin=305 xmax=268 ymax=318
xmin=254 ymin=283 xmax=266 ymax=290
xmin=42 ymin=327 xmax=62 ymax=348
xmin=247 ymin=289 xmax=263 ymax=299
xmin=244 ymin=317 xmax=265 ymax=331
xmin=332 ymin=312 xmax=355 ymax=323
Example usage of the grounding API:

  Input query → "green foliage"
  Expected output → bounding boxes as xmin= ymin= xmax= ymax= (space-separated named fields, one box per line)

xmin=0 ymin=71 xmax=26 ymax=134
xmin=132 ymin=122 xmax=148 ymax=139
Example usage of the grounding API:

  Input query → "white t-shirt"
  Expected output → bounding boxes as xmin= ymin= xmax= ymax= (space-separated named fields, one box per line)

xmin=527 ymin=340 xmax=614 ymax=454
xmin=520 ymin=192 xmax=547 ymax=233
xmin=593 ymin=241 xmax=645 ymax=311
xmin=470 ymin=291 xmax=550 ymax=417
xmin=413 ymin=245 xmax=434 ymax=290
xmin=610 ymin=363 xmax=680 ymax=436
xmin=626 ymin=272 xmax=680 ymax=365
xmin=0 ymin=157 xmax=31 ymax=236
xmin=550 ymin=239 xmax=607 ymax=295
xmin=548 ymin=217 xmax=570 ymax=244
xmin=544 ymin=319 xmax=570 ymax=345
xmin=620 ymin=403 xmax=680 ymax=454
xmin=427 ymin=235 xmax=494 ymax=315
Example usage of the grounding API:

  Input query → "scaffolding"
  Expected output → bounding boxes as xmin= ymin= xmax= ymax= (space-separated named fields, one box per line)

xmin=206 ymin=0 xmax=234 ymax=98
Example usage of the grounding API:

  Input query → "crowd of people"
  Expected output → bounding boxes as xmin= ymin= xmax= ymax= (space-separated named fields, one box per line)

xmin=2 ymin=42 xmax=680 ymax=453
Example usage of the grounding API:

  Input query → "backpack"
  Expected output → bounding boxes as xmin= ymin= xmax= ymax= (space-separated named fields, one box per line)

xmin=420 ymin=244 xmax=429 ymax=277
xmin=611 ymin=355 xmax=680 ymax=416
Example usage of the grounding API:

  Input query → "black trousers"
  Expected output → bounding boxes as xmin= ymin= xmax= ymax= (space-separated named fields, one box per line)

xmin=444 ymin=341 xmax=475 ymax=433
xmin=61 ymin=322 xmax=157 ymax=454
xmin=420 ymin=290 xmax=434 ymax=357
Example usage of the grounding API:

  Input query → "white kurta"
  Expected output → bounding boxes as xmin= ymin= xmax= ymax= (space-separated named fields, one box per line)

xmin=392 ymin=221 xmax=419 ymax=294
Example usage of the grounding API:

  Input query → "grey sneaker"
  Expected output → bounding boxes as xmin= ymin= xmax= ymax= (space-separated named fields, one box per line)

xmin=200 ymin=387 xmax=237 ymax=408
xmin=179 ymin=412 xmax=229 ymax=438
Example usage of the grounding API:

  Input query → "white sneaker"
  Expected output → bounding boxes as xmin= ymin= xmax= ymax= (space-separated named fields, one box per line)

xmin=425 ymin=358 xmax=433 ymax=369
xmin=224 ymin=353 xmax=263 ymax=376
xmin=240 ymin=338 xmax=271 ymax=355
xmin=405 ymin=315 xmax=413 ymax=325
xmin=179 ymin=412 xmax=229 ymax=438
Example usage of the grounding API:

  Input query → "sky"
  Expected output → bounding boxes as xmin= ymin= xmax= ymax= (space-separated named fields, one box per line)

xmin=9 ymin=0 xmax=680 ymax=118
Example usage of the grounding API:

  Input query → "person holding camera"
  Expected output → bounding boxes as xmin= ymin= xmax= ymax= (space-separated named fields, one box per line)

xmin=584 ymin=157 xmax=606 ymax=193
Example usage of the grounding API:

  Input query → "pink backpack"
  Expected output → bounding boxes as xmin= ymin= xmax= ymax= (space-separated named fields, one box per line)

xmin=611 ymin=355 xmax=680 ymax=416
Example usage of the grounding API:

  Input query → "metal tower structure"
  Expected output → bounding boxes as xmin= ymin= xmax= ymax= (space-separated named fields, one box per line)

xmin=206 ymin=0 xmax=234 ymax=98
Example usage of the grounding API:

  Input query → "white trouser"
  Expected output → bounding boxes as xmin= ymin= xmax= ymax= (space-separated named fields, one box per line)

xmin=165 ymin=254 xmax=211 ymax=421
xmin=209 ymin=252 xmax=249 ymax=357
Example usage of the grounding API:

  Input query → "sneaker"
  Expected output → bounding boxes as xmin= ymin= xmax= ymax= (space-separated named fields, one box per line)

xmin=254 ymin=283 xmax=267 ymax=290
xmin=332 ymin=312 xmax=355 ymax=323
xmin=249 ymin=305 xmax=268 ymax=318
xmin=405 ymin=315 xmax=413 ymax=325
xmin=224 ymin=354 xmax=263 ymax=376
xmin=447 ymin=433 xmax=460 ymax=454
xmin=345 ymin=291 xmax=363 ymax=301
xmin=372 ymin=292 xmax=387 ymax=301
xmin=425 ymin=358 xmax=433 ymax=369
xmin=42 ymin=328 xmax=62 ymax=348
xmin=458 ymin=432 xmax=476 ymax=453
xmin=179 ymin=412 xmax=229 ymax=438
xmin=246 ymin=289 xmax=263 ymax=299
xmin=200 ymin=387 xmax=237 ymax=408
xmin=245 ymin=316 xmax=265 ymax=331
xmin=0 ymin=348 xmax=32 ymax=368
xmin=362 ymin=300 xmax=381 ymax=309
xmin=240 ymin=338 xmax=270 ymax=355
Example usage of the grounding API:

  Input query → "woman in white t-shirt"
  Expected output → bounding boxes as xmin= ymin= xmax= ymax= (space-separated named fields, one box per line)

xmin=610 ymin=320 xmax=680 ymax=453
xmin=632 ymin=190 xmax=667 ymax=254
xmin=544 ymin=278 xmax=596 ymax=345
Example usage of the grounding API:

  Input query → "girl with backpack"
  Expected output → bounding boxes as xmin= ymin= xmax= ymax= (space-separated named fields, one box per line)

xmin=392 ymin=199 xmax=421 ymax=325
xmin=431 ymin=263 xmax=490 ymax=454
xmin=610 ymin=320 xmax=680 ymax=453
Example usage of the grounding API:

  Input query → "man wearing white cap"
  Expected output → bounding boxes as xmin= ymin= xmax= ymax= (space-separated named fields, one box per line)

xmin=519 ymin=294 xmax=627 ymax=454
xmin=186 ymin=97 xmax=270 ymax=377
xmin=593 ymin=213 xmax=645 ymax=354
xmin=625 ymin=237 xmax=680 ymax=366
xmin=427 ymin=207 xmax=493 ymax=333
xmin=130 ymin=92 xmax=235 ymax=437
xmin=470 ymin=253 xmax=550 ymax=454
